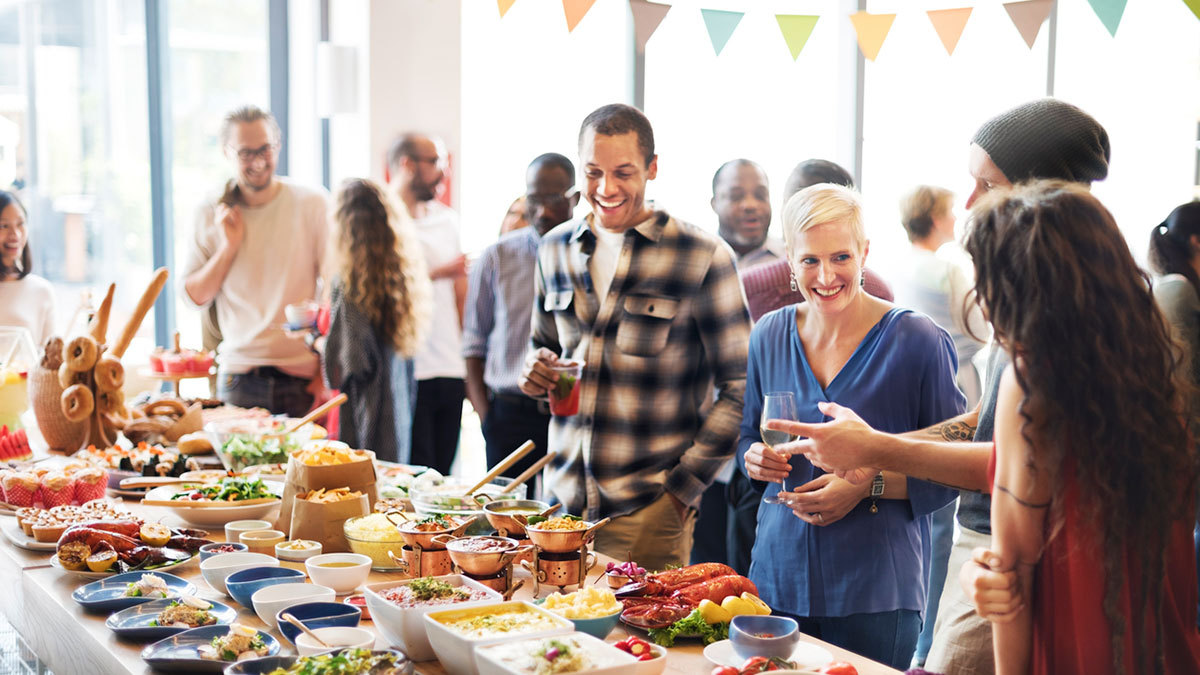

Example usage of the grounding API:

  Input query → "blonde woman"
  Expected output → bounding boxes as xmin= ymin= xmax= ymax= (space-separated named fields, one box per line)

xmin=323 ymin=178 xmax=431 ymax=463
xmin=739 ymin=184 xmax=963 ymax=668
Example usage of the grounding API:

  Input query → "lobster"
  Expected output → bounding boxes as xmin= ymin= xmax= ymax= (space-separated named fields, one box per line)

xmin=615 ymin=562 xmax=736 ymax=598
xmin=617 ymin=563 xmax=761 ymax=629
xmin=59 ymin=525 xmax=141 ymax=552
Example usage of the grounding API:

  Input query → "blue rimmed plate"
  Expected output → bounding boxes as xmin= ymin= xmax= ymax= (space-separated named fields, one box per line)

xmin=106 ymin=597 xmax=237 ymax=641
xmin=71 ymin=571 xmax=196 ymax=613
xmin=141 ymin=624 xmax=280 ymax=673
xmin=223 ymin=649 xmax=411 ymax=675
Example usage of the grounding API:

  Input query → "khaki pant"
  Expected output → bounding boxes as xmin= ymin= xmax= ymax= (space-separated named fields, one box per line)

xmin=924 ymin=526 xmax=996 ymax=675
xmin=592 ymin=492 xmax=696 ymax=571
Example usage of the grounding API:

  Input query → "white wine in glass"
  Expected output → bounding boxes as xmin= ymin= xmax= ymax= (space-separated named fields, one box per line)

xmin=760 ymin=391 xmax=799 ymax=505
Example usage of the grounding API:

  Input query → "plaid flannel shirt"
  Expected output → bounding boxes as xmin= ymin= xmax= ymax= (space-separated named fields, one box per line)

xmin=531 ymin=211 xmax=750 ymax=521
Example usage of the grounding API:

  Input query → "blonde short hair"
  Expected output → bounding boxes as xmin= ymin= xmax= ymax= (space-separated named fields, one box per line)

xmin=783 ymin=183 xmax=866 ymax=257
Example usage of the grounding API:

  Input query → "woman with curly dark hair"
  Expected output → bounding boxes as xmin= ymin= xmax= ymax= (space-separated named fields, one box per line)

xmin=322 ymin=178 xmax=431 ymax=463
xmin=964 ymin=181 xmax=1200 ymax=674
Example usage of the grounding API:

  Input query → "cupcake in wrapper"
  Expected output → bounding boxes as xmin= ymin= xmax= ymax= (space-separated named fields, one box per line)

xmin=73 ymin=467 xmax=107 ymax=504
xmin=39 ymin=472 xmax=74 ymax=507
xmin=0 ymin=469 xmax=11 ymax=503
xmin=2 ymin=472 xmax=40 ymax=507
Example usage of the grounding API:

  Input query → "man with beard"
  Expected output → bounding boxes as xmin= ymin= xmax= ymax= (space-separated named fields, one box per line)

xmin=181 ymin=105 xmax=329 ymax=417
xmin=387 ymin=133 xmax=468 ymax=475
xmin=464 ymin=154 xmax=579 ymax=478
xmin=712 ymin=159 xmax=782 ymax=270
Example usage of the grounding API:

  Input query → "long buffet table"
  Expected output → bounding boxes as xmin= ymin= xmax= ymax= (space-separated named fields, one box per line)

xmin=0 ymin=500 xmax=901 ymax=675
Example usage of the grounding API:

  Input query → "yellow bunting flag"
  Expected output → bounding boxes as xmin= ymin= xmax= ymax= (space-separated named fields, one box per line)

xmin=1186 ymin=0 xmax=1200 ymax=22
xmin=1003 ymin=0 xmax=1054 ymax=48
xmin=562 ymin=0 xmax=597 ymax=33
xmin=630 ymin=0 xmax=672 ymax=52
xmin=848 ymin=11 xmax=896 ymax=62
xmin=497 ymin=0 xmax=517 ymax=18
xmin=775 ymin=15 xmax=820 ymax=61
xmin=927 ymin=8 xmax=972 ymax=56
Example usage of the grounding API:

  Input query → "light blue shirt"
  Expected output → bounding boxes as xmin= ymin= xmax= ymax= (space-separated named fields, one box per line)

xmin=462 ymin=227 xmax=541 ymax=394
xmin=736 ymin=306 xmax=964 ymax=618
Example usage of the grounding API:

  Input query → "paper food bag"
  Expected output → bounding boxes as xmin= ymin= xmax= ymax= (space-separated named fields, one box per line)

xmin=275 ymin=451 xmax=378 ymax=534
xmin=288 ymin=491 xmax=369 ymax=553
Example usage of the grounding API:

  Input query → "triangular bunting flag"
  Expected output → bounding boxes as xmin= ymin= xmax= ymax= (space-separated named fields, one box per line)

xmin=701 ymin=9 xmax=744 ymax=56
xmin=562 ymin=0 xmax=597 ymax=33
xmin=1003 ymin=0 xmax=1054 ymax=48
xmin=848 ymin=11 xmax=896 ymax=62
xmin=630 ymin=0 xmax=671 ymax=52
xmin=1186 ymin=0 xmax=1200 ymax=22
xmin=497 ymin=0 xmax=517 ymax=18
xmin=775 ymin=15 xmax=819 ymax=61
xmin=927 ymin=8 xmax=972 ymax=55
xmin=1087 ymin=0 xmax=1127 ymax=36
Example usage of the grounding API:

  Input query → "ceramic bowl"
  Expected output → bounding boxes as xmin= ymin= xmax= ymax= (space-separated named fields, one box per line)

xmin=225 ymin=566 xmax=306 ymax=608
xmin=199 ymin=542 xmax=248 ymax=562
xmin=560 ymin=607 xmax=622 ymax=640
xmin=224 ymin=520 xmax=273 ymax=543
xmin=274 ymin=601 xmax=361 ymax=646
xmin=423 ymin=601 xmax=572 ymax=675
xmin=275 ymin=539 xmax=322 ymax=562
xmin=294 ymin=625 xmax=376 ymax=656
xmin=729 ymin=614 xmax=801 ymax=661
xmin=239 ymin=529 xmax=285 ymax=556
xmin=304 ymin=553 xmax=371 ymax=595
xmin=222 ymin=649 xmax=411 ymax=675
xmin=251 ymin=583 xmax=335 ymax=629
xmin=364 ymin=575 xmax=502 ymax=662
xmin=199 ymin=552 xmax=278 ymax=596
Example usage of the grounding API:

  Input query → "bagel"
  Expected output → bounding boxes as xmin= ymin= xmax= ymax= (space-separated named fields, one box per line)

xmin=65 ymin=335 xmax=99 ymax=372
xmin=60 ymin=384 xmax=95 ymax=423
xmin=96 ymin=388 xmax=124 ymax=415
xmin=41 ymin=337 xmax=64 ymax=370
xmin=93 ymin=355 xmax=124 ymax=392
xmin=57 ymin=362 xmax=79 ymax=389
xmin=144 ymin=399 xmax=187 ymax=418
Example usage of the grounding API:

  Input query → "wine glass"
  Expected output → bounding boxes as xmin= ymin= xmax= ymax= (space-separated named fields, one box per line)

xmin=760 ymin=392 xmax=800 ymax=505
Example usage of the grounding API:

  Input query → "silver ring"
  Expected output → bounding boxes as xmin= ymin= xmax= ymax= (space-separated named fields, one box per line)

xmin=816 ymin=513 xmax=824 ymax=523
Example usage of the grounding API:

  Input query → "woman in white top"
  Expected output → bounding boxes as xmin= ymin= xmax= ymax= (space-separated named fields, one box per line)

xmin=0 ymin=191 xmax=55 ymax=345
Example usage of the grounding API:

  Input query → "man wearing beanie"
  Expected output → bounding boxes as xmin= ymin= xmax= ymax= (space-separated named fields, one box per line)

xmin=760 ymin=98 xmax=1110 ymax=674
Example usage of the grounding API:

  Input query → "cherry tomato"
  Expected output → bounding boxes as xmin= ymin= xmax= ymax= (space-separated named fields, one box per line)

xmin=817 ymin=662 xmax=859 ymax=675
xmin=638 ymin=652 xmax=656 ymax=661
xmin=740 ymin=656 xmax=774 ymax=673
xmin=712 ymin=667 xmax=740 ymax=675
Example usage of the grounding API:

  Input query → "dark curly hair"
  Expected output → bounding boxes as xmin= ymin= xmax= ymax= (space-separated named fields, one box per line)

xmin=965 ymin=181 xmax=1196 ymax=674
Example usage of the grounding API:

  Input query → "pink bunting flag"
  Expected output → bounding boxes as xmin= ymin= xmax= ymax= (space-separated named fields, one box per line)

xmin=630 ymin=0 xmax=671 ymax=52
xmin=1003 ymin=0 xmax=1054 ymax=49
xmin=927 ymin=8 xmax=973 ymax=56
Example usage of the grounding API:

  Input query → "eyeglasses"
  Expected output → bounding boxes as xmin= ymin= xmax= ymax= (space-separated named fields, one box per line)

xmin=233 ymin=143 xmax=278 ymax=163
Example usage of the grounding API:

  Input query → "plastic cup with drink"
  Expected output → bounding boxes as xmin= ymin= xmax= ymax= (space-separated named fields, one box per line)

xmin=547 ymin=360 xmax=584 ymax=417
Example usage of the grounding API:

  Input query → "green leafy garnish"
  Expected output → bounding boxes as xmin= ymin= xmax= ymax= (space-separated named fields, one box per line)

xmin=170 ymin=477 xmax=273 ymax=502
xmin=266 ymin=648 xmax=398 ymax=675
xmin=554 ymin=374 xmax=577 ymax=400
xmin=647 ymin=609 xmax=728 ymax=647
xmin=407 ymin=577 xmax=469 ymax=602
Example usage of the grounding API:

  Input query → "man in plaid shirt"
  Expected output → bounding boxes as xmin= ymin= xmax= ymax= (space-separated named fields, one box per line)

xmin=519 ymin=104 xmax=751 ymax=569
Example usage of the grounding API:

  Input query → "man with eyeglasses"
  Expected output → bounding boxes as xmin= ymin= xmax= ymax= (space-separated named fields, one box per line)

xmin=386 ymin=133 xmax=468 ymax=475
xmin=463 ymin=154 xmax=579 ymax=479
xmin=181 ymin=104 xmax=329 ymax=417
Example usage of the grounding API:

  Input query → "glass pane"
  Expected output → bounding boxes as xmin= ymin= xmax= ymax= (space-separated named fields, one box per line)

xmin=168 ymin=0 xmax=269 ymax=362
xmin=2 ymin=0 xmax=155 ymax=352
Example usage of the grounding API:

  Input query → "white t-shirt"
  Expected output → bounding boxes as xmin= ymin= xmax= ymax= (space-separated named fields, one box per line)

xmin=412 ymin=201 xmax=466 ymax=381
xmin=589 ymin=220 xmax=626 ymax=303
xmin=179 ymin=178 xmax=329 ymax=378
xmin=0 ymin=275 xmax=55 ymax=346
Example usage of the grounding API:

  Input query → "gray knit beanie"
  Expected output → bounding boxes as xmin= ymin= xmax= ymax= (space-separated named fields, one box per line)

xmin=972 ymin=98 xmax=1110 ymax=184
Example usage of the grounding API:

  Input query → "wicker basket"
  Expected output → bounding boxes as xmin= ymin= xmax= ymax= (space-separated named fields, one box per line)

xmin=27 ymin=365 xmax=88 ymax=452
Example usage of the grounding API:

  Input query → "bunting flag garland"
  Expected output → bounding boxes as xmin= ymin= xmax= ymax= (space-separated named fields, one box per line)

xmin=701 ymin=9 xmax=744 ymax=56
xmin=849 ymin=11 xmax=896 ymax=61
xmin=497 ymin=0 xmax=517 ymax=18
xmin=926 ymin=8 xmax=973 ymax=55
xmin=775 ymin=15 xmax=820 ymax=60
xmin=562 ymin=0 xmax=597 ymax=33
xmin=1186 ymin=0 xmax=1200 ymax=22
xmin=1087 ymin=0 xmax=1127 ymax=36
xmin=1003 ymin=0 xmax=1054 ymax=48
xmin=630 ymin=0 xmax=672 ymax=52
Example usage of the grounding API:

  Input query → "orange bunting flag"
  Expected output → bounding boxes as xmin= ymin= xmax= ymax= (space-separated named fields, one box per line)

xmin=848 ymin=11 xmax=896 ymax=62
xmin=775 ymin=15 xmax=820 ymax=61
xmin=927 ymin=8 xmax=972 ymax=55
xmin=1003 ymin=0 xmax=1054 ymax=48
xmin=562 ymin=0 xmax=597 ymax=33
xmin=497 ymin=0 xmax=517 ymax=18
xmin=630 ymin=0 xmax=672 ymax=52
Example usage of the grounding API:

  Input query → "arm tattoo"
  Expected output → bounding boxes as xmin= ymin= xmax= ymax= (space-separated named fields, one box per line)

xmin=928 ymin=420 xmax=977 ymax=442
xmin=994 ymin=484 xmax=1051 ymax=509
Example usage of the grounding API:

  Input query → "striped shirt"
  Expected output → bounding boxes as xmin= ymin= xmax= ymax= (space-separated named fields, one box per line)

xmin=462 ymin=226 xmax=541 ymax=394
xmin=531 ymin=211 xmax=751 ymax=521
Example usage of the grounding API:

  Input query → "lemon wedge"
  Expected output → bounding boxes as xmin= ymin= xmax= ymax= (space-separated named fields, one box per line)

xmin=698 ymin=598 xmax=733 ymax=624
xmin=741 ymin=592 xmax=772 ymax=615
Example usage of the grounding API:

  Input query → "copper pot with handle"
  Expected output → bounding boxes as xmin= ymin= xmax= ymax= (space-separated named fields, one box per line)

xmin=430 ymin=534 xmax=531 ymax=576
xmin=387 ymin=511 xmax=475 ymax=549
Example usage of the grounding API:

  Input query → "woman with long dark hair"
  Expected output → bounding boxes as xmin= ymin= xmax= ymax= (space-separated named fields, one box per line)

xmin=0 ymin=190 xmax=55 ymax=343
xmin=322 ymin=178 xmax=430 ymax=463
xmin=1148 ymin=201 xmax=1200 ymax=395
xmin=966 ymin=181 xmax=1200 ymax=674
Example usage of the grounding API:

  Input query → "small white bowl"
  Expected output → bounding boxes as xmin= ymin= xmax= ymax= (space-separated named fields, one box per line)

xmin=276 ymin=539 xmax=323 ymax=562
xmin=199 ymin=552 xmax=279 ymax=595
xmin=294 ymin=625 xmax=376 ymax=656
xmin=240 ymin=529 xmax=285 ymax=556
xmin=225 ymin=519 xmax=273 ymax=543
xmin=252 ymin=582 xmax=336 ymax=629
xmin=305 ymin=553 xmax=371 ymax=595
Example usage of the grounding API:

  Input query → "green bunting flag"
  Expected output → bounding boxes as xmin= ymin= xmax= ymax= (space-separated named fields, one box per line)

xmin=701 ymin=8 xmax=745 ymax=56
xmin=775 ymin=15 xmax=820 ymax=61
xmin=1087 ymin=0 xmax=1128 ymax=36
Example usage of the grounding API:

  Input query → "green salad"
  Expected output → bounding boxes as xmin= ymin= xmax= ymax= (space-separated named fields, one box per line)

xmin=266 ymin=648 xmax=403 ymax=675
xmin=222 ymin=434 xmax=302 ymax=471
xmin=170 ymin=477 xmax=274 ymax=502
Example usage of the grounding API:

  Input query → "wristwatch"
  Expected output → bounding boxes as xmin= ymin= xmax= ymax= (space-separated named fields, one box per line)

xmin=869 ymin=472 xmax=885 ymax=514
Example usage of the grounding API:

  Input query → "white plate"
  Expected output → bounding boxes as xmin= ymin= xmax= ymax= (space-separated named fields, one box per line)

xmin=141 ymin=484 xmax=282 ymax=527
xmin=703 ymin=638 xmax=833 ymax=669
xmin=50 ymin=550 xmax=198 ymax=579
xmin=1 ymin=520 xmax=55 ymax=551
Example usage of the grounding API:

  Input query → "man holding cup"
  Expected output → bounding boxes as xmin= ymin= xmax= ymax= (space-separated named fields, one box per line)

xmin=518 ymin=104 xmax=751 ymax=569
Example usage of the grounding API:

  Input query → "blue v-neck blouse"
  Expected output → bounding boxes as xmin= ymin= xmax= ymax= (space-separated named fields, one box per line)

xmin=736 ymin=305 xmax=965 ymax=618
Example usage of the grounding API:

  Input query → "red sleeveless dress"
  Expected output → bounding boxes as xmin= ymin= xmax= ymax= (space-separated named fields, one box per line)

xmin=989 ymin=448 xmax=1200 ymax=673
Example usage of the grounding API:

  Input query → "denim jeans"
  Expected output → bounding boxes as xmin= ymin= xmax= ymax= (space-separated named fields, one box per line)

xmin=915 ymin=500 xmax=957 ymax=664
xmin=778 ymin=608 xmax=922 ymax=671
xmin=218 ymin=368 xmax=314 ymax=418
